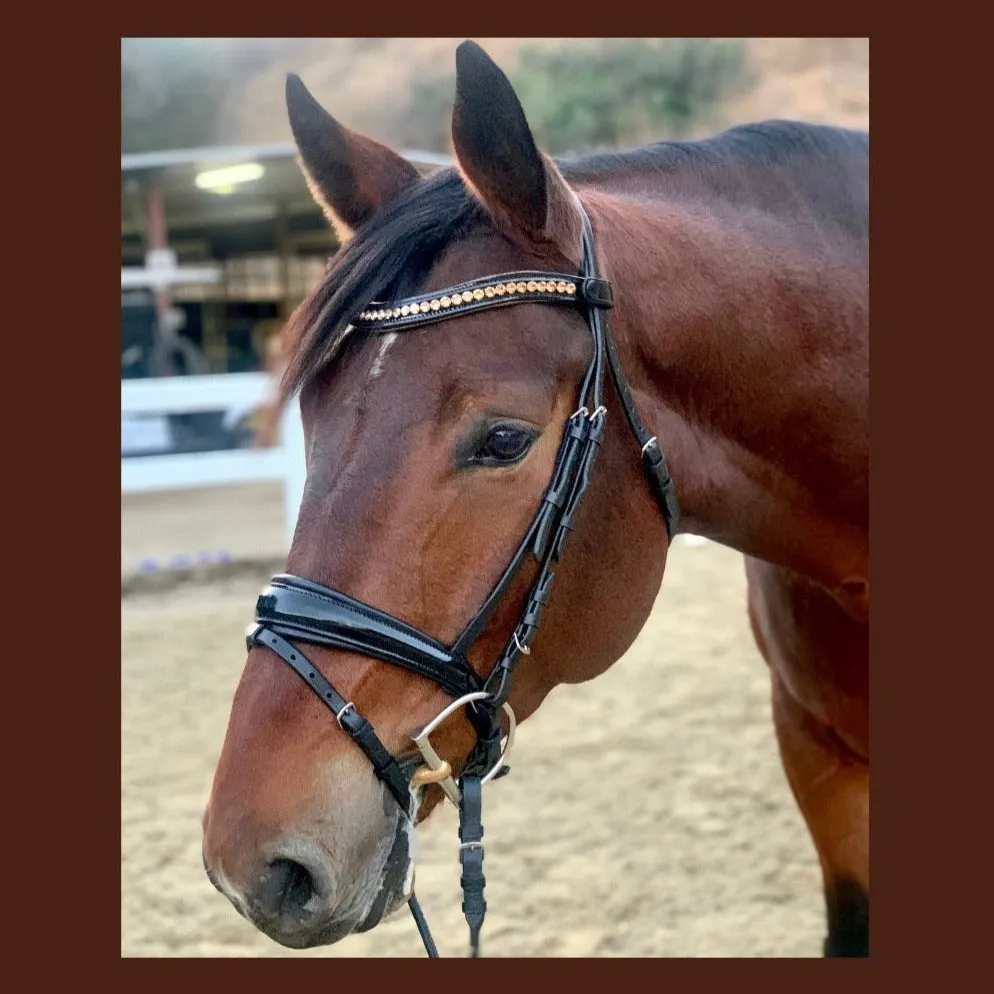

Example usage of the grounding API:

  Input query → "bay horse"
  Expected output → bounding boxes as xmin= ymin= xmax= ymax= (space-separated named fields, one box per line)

xmin=202 ymin=40 xmax=868 ymax=957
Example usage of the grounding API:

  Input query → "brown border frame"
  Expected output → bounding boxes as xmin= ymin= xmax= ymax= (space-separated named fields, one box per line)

xmin=18 ymin=13 xmax=970 ymax=989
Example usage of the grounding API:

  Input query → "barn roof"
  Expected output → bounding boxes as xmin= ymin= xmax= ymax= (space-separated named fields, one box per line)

xmin=121 ymin=142 xmax=451 ymax=264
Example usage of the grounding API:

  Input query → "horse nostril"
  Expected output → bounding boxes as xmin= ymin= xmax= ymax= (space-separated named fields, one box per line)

xmin=254 ymin=858 xmax=319 ymax=923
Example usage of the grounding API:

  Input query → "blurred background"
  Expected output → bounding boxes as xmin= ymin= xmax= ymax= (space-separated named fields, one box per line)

xmin=121 ymin=38 xmax=868 ymax=958
xmin=120 ymin=37 xmax=868 ymax=570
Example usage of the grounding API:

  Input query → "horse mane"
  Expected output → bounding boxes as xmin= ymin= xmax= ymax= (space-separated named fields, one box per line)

xmin=557 ymin=119 xmax=868 ymax=180
xmin=281 ymin=119 xmax=868 ymax=401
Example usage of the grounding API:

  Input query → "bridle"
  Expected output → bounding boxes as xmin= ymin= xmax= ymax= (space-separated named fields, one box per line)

xmin=244 ymin=200 xmax=679 ymax=957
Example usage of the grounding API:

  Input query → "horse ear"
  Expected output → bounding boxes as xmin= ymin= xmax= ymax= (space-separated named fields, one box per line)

xmin=451 ymin=41 xmax=581 ymax=263
xmin=285 ymin=74 xmax=421 ymax=239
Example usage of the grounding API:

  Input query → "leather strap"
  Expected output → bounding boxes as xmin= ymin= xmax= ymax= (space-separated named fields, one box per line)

xmin=577 ymin=206 xmax=680 ymax=538
xmin=353 ymin=271 xmax=612 ymax=334
xmin=246 ymin=625 xmax=413 ymax=813
xmin=461 ymin=700 xmax=507 ymax=780
xmin=256 ymin=575 xmax=482 ymax=699
xmin=458 ymin=776 xmax=486 ymax=957
xmin=408 ymin=895 xmax=439 ymax=957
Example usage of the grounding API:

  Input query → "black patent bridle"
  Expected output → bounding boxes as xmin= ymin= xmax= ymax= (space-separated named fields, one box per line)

xmin=245 ymin=201 xmax=679 ymax=957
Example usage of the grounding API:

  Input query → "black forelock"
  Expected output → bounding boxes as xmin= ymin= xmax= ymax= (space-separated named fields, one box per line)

xmin=282 ymin=169 xmax=486 ymax=400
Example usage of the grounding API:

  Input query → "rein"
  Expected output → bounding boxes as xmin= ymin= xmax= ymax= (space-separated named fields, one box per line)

xmin=245 ymin=201 xmax=678 ymax=956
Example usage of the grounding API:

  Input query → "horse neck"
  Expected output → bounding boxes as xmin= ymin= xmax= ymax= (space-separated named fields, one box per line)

xmin=585 ymin=185 xmax=868 ymax=603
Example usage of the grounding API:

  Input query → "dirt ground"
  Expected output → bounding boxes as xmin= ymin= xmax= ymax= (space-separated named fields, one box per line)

xmin=121 ymin=483 xmax=825 ymax=958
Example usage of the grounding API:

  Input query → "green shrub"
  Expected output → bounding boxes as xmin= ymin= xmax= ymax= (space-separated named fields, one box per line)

xmin=400 ymin=38 xmax=751 ymax=155
xmin=514 ymin=38 xmax=751 ymax=152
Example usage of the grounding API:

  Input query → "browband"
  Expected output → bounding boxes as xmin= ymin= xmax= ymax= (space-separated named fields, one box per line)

xmin=354 ymin=271 xmax=613 ymax=334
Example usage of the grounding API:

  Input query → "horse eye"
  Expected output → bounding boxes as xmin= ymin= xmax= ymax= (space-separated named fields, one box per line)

xmin=475 ymin=424 xmax=536 ymax=465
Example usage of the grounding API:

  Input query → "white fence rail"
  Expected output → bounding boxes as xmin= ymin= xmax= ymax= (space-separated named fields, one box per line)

xmin=121 ymin=373 xmax=305 ymax=547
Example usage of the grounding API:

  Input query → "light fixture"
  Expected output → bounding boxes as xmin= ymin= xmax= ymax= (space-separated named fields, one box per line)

xmin=194 ymin=162 xmax=265 ymax=195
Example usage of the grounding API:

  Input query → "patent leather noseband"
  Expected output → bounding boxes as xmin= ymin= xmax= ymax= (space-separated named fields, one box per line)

xmin=246 ymin=201 xmax=679 ymax=957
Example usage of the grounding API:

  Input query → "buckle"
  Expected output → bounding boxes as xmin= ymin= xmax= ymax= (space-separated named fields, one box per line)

xmin=580 ymin=277 xmax=614 ymax=308
xmin=244 ymin=623 xmax=264 ymax=651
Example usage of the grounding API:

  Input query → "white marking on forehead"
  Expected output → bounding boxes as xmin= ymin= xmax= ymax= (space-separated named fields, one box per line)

xmin=368 ymin=332 xmax=398 ymax=380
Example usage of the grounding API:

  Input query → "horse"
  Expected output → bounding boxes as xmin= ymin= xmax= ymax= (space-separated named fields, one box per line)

xmin=202 ymin=40 xmax=868 ymax=958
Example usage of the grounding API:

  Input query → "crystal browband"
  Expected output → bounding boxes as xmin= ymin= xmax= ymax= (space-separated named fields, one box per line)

xmin=353 ymin=271 xmax=614 ymax=334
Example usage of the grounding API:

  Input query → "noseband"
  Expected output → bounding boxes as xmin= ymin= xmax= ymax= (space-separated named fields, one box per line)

xmin=245 ymin=202 xmax=679 ymax=956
